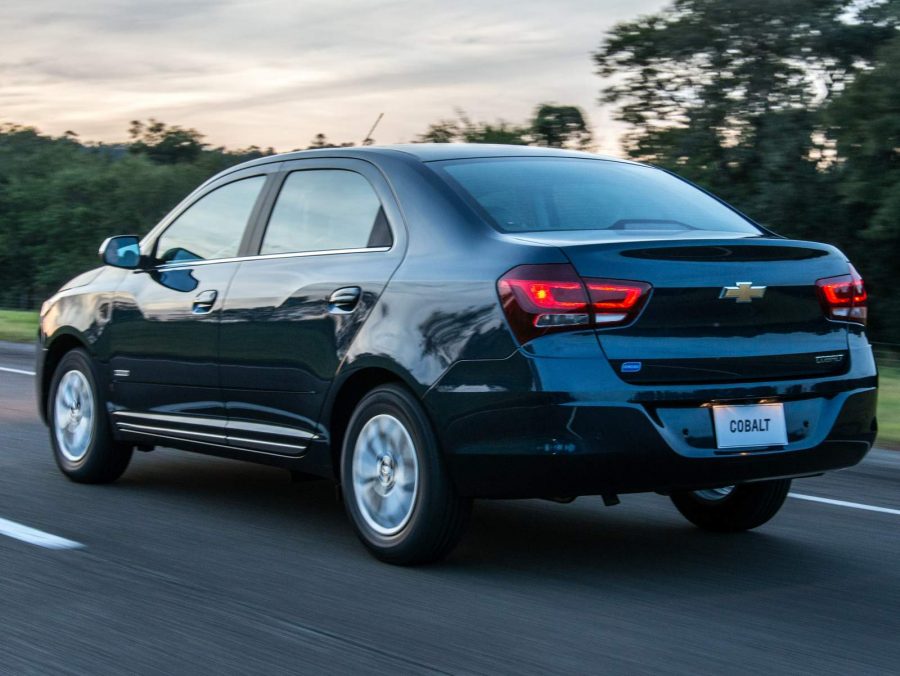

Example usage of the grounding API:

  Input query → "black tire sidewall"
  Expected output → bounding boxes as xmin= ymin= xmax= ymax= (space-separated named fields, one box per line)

xmin=671 ymin=479 xmax=791 ymax=532
xmin=48 ymin=348 xmax=129 ymax=482
xmin=340 ymin=385 xmax=454 ymax=560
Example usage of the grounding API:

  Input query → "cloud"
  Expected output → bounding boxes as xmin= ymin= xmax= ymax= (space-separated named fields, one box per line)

xmin=0 ymin=0 xmax=667 ymax=152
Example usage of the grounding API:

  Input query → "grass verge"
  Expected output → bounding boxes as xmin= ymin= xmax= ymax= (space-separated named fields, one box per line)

xmin=877 ymin=366 xmax=900 ymax=448
xmin=0 ymin=309 xmax=38 ymax=343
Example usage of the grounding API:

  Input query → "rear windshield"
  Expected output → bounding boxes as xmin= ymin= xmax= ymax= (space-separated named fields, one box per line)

xmin=435 ymin=157 xmax=761 ymax=236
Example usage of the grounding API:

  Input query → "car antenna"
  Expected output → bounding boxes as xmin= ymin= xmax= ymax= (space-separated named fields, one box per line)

xmin=362 ymin=113 xmax=384 ymax=146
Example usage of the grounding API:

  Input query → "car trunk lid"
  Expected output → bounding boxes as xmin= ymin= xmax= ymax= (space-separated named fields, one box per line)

xmin=548 ymin=237 xmax=852 ymax=384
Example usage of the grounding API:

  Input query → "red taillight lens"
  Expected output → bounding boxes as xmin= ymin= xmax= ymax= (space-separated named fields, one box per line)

xmin=498 ymin=264 xmax=651 ymax=343
xmin=587 ymin=281 xmax=651 ymax=324
xmin=816 ymin=265 xmax=867 ymax=324
xmin=498 ymin=265 xmax=590 ymax=342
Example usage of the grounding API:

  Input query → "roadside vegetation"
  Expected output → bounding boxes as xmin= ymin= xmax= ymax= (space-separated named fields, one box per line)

xmin=0 ymin=309 xmax=37 ymax=343
xmin=879 ymin=367 xmax=900 ymax=448
xmin=0 ymin=3 xmax=896 ymax=442
xmin=1 ymin=1 xmax=898 ymax=346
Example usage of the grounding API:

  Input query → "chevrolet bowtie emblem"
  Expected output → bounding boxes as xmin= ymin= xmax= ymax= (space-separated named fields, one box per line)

xmin=720 ymin=282 xmax=766 ymax=303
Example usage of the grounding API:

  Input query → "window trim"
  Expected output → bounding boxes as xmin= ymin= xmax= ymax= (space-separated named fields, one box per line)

xmin=150 ymin=174 xmax=270 ymax=265
xmin=249 ymin=166 xmax=397 ymax=258
xmin=140 ymin=163 xmax=282 ymax=266
xmin=153 ymin=245 xmax=392 ymax=270
xmin=247 ymin=161 xmax=397 ymax=257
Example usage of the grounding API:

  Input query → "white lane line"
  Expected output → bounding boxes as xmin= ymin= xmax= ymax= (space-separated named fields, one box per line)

xmin=790 ymin=493 xmax=900 ymax=516
xmin=0 ymin=517 xmax=84 ymax=549
xmin=0 ymin=366 xmax=35 ymax=376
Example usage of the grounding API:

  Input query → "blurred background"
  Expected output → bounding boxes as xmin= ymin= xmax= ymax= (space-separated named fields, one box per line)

xmin=1 ymin=3 xmax=899 ymax=672
xmin=0 ymin=0 xmax=898 ymax=440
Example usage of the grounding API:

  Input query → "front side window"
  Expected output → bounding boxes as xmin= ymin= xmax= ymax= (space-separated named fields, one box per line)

xmin=156 ymin=176 xmax=266 ymax=263
xmin=435 ymin=158 xmax=762 ymax=236
xmin=260 ymin=170 xmax=390 ymax=255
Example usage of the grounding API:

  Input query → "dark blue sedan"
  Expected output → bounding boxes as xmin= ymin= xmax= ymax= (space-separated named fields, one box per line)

xmin=37 ymin=144 xmax=878 ymax=564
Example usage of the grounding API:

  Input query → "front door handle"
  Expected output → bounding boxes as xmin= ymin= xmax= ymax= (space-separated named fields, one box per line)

xmin=328 ymin=287 xmax=361 ymax=314
xmin=192 ymin=289 xmax=218 ymax=314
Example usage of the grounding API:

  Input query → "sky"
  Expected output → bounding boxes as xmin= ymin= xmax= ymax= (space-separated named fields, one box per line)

xmin=0 ymin=0 xmax=667 ymax=154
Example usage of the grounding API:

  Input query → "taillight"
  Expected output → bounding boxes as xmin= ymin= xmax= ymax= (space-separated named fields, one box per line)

xmin=816 ymin=264 xmax=867 ymax=324
xmin=587 ymin=280 xmax=651 ymax=325
xmin=498 ymin=264 xmax=651 ymax=344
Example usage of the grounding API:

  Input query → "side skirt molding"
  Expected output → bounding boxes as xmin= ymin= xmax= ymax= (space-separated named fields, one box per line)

xmin=111 ymin=411 xmax=310 ymax=457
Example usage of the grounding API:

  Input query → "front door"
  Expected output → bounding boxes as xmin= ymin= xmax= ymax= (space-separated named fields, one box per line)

xmin=108 ymin=171 xmax=270 ymax=443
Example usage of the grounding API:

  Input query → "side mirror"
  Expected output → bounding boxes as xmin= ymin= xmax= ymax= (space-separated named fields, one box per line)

xmin=99 ymin=235 xmax=142 ymax=269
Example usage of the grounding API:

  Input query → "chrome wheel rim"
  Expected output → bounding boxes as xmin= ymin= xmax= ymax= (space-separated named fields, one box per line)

xmin=53 ymin=369 xmax=95 ymax=462
xmin=352 ymin=414 xmax=419 ymax=536
xmin=693 ymin=486 xmax=735 ymax=502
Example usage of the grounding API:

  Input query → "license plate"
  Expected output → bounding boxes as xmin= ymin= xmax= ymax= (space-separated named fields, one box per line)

xmin=712 ymin=403 xmax=787 ymax=449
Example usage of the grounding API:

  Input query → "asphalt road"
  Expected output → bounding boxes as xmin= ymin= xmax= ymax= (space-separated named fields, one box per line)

xmin=1 ymin=342 xmax=898 ymax=674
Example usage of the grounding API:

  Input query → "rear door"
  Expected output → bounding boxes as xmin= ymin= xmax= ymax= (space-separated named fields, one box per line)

xmin=218 ymin=158 xmax=405 ymax=455
xmin=108 ymin=167 xmax=274 ymax=442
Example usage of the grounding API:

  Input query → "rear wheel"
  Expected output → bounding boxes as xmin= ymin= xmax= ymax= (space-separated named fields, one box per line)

xmin=670 ymin=479 xmax=791 ymax=532
xmin=48 ymin=349 xmax=133 ymax=483
xmin=341 ymin=384 xmax=471 ymax=565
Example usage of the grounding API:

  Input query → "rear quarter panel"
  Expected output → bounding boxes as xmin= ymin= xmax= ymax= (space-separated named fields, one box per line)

xmin=333 ymin=155 xmax=562 ymax=388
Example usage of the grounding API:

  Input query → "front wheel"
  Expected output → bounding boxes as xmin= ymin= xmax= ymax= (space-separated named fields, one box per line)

xmin=670 ymin=479 xmax=791 ymax=532
xmin=48 ymin=349 xmax=133 ymax=483
xmin=341 ymin=384 xmax=471 ymax=565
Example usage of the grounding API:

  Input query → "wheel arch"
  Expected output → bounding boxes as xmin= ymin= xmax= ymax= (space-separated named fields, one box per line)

xmin=324 ymin=365 xmax=422 ymax=478
xmin=39 ymin=331 xmax=91 ymax=423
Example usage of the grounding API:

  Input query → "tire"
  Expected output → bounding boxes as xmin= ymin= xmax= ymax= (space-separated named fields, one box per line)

xmin=48 ymin=348 xmax=133 ymax=483
xmin=340 ymin=384 xmax=471 ymax=565
xmin=670 ymin=479 xmax=791 ymax=532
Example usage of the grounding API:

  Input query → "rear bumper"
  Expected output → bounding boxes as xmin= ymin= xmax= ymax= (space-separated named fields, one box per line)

xmin=444 ymin=421 xmax=872 ymax=499
xmin=425 ymin=336 xmax=878 ymax=498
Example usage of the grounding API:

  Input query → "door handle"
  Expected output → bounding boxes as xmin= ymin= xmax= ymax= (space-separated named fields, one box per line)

xmin=328 ymin=287 xmax=361 ymax=314
xmin=192 ymin=289 xmax=218 ymax=314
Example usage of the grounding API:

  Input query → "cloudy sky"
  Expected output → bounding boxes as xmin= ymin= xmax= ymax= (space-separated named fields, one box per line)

xmin=1 ymin=0 xmax=666 ymax=154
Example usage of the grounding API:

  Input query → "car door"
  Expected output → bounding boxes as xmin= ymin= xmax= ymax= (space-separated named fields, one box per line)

xmin=217 ymin=158 xmax=405 ymax=456
xmin=107 ymin=167 xmax=277 ymax=444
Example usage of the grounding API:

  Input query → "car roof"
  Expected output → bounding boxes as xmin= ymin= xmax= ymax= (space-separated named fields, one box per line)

xmin=368 ymin=143 xmax=626 ymax=162
xmin=223 ymin=143 xmax=638 ymax=179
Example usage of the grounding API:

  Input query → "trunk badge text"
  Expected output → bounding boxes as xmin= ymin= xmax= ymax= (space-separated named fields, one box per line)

xmin=720 ymin=282 xmax=766 ymax=303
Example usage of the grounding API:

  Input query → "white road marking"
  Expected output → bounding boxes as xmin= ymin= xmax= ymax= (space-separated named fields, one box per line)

xmin=0 ymin=517 xmax=84 ymax=549
xmin=790 ymin=493 xmax=900 ymax=516
xmin=0 ymin=366 xmax=35 ymax=376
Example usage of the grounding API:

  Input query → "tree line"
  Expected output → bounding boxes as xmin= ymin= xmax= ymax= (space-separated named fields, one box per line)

xmin=0 ymin=0 xmax=897 ymax=342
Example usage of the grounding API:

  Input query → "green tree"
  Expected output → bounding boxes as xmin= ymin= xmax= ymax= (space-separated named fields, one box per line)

xmin=594 ymin=0 xmax=892 ymax=168
xmin=307 ymin=133 xmax=354 ymax=149
xmin=827 ymin=34 xmax=900 ymax=340
xmin=530 ymin=104 xmax=592 ymax=149
xmin=128 ymin=119 xmax=207 ymax=164
xmin=0 ymin=122 xmax=261 ymax=308
xmin=418 ymin=110 xmax=530 ymax=145
xmin=417 ymin=105 xmax=590 ymax=147
xmin=594 ymin=0 xmax=899 ymax=339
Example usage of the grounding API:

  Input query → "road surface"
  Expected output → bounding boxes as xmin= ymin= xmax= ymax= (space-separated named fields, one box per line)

xmin=1 ymin=342 xmax=898 ymax=674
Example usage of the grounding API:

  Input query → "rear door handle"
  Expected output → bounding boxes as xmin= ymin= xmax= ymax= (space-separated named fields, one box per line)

xmin=192 ymin=289 xmax=218 ymax=314
xmin=328 ymin=287 xmax=361 ymax=314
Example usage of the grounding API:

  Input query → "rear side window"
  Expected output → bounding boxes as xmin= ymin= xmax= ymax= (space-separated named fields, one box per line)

xmin=260 ymin=170 xmax=391 ymax=255
xmin=156 ymin=176 xmax=266 ymax=263
xmin=436 ymin=158 xmax=761 ymax=236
